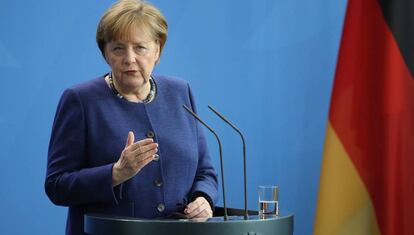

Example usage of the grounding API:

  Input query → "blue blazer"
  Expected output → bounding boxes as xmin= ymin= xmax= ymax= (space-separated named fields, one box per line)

xmin=45 ymin=75 xmax=218 ymax=235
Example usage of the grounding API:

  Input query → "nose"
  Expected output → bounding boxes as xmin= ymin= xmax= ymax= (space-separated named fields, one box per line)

xmin=123 ymin=47 xmax=137 ymax=65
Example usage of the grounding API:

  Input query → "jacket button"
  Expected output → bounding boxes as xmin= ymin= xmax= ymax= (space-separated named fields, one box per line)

xmin=153 ymin=154 xmax=160 ymax=161
xmin=157 ymin=203 xmax=165 ymax=212
xmin=154 ymin=179 xmax=163 ymax=187
xmin=146 ymin=131 xmax=155 ymax=138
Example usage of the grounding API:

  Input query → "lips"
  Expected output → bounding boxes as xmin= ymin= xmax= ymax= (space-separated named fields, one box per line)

xmin=124 ymin=70 xmax=138 ymax=75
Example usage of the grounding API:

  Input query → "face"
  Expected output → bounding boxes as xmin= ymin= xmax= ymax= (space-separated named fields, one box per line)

xmin=104 ymin=27 xmax=160 ymax=89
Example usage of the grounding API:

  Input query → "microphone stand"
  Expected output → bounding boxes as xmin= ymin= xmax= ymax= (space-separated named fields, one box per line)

xmin=208 ymin=105 xmax=248 ymax=220
xmin=182 ymin=105 xmax=228 ymax=221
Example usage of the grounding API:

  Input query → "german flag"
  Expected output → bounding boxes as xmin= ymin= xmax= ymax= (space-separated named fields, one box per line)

xmin=313 ymin=0 xmax=414 ymax=234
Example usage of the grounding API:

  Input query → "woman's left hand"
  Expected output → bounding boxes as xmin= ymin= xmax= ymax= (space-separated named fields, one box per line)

xmin=184 ymin=197 xmax=213 ymax=218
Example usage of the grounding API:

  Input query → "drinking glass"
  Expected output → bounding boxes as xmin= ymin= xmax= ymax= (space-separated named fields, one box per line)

xmin=258 ymin=185 xmax=279 ymax=218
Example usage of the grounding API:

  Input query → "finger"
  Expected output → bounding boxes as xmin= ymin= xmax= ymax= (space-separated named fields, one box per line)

xmin=129 ymin=138 xmax=155 ymax=151
xmin=186 ymin=204 xmax=210 ymax=218
xmin=125 ymin=131 xmax=135 ymax=148
xmin=185 ymin=197 xmax=204 ymax=212
xmin=132 ymin=143 xmax=158 ymax=157
xmin=136 ymin=152 xmax=156 ymax=170
xmin=185 ymin=198 xmax=206 ymax=217
xmin=135 ymin=148 xmax=158 ymax=161
xmin=191 ymin=207 xmax=212 ymax=218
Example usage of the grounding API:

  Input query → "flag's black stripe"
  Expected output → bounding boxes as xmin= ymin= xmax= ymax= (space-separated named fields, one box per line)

xmin=379 ymin=0 xmax=414 ymax=78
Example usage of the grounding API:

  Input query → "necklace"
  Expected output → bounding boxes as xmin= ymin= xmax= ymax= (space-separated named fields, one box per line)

xmin=108 ymin=72 xmax=156 ymax=103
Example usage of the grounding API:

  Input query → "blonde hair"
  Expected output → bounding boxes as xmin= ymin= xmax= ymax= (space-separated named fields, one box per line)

xmin=96 ymin=0 xmax=168 ymax=58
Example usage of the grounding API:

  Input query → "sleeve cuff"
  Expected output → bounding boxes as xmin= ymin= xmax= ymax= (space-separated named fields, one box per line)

xmin=110 ymin=163 xmax=123 ymax=204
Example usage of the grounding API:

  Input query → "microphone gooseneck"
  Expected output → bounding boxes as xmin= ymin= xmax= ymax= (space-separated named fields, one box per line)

xmin=208 ymin=105 xmax=249 ymax=220
xmin=182 ymin=105 xmax=228 ymax=221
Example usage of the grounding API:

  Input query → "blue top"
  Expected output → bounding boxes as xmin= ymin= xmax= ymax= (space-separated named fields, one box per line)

xmin=45 ymin=75 xmax=218 ymax=235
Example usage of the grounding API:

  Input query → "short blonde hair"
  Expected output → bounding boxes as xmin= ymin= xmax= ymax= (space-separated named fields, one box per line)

xmin=96 ymin=0 xmax=168 ymax=58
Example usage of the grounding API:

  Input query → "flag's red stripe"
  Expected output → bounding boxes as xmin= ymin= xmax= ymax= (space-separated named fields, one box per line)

xmin=329 ymin=0 xmax=414 ymax=234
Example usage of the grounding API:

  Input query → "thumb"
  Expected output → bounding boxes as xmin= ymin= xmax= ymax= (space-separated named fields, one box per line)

xmin=125 ymin=131 xmax=135 ymax=148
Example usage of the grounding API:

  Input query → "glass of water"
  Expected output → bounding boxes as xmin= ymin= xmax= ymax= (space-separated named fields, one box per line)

xmin=258 ymin=185 xmax=279 ymax=218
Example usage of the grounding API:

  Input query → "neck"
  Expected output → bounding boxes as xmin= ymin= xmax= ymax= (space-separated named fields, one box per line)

xmin=109 ymin=73 xmax=151 ymax=102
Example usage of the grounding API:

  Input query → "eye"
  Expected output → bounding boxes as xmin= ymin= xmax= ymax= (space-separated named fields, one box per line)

xmin=111 ymin=46 xmax=125 ymax=56
xmin=135 ymin=45 xmax=148 ymax=53
xmin=113 ymin=46 xmax=124 ymax=51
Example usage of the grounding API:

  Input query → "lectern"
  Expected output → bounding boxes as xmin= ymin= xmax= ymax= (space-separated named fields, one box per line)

xmin=85 ymin=207 xmax=293 ymax=235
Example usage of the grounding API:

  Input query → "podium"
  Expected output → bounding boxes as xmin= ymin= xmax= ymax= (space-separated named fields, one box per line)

xmin=85 ymin=207 xmax=294 ymax=235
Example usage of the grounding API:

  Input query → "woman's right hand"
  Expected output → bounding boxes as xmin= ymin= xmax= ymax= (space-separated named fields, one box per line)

xmin=112 ymin=131 xmax=158 ymax=186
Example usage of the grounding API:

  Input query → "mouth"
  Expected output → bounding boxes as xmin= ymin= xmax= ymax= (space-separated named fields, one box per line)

xmin=124 ymin=70 xmax=138 ymax=76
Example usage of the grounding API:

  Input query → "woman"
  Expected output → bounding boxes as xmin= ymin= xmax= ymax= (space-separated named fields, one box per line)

xmin=45 ymin=1 xmax=218 ymax=234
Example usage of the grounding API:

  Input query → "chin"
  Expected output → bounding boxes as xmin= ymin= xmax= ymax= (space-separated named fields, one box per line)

xmin=128 ymin=78 xmax=146 ymax=87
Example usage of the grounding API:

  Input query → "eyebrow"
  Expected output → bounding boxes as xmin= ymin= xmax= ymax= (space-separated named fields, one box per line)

xmin=111 ymin=40 xmax=152 ymax=45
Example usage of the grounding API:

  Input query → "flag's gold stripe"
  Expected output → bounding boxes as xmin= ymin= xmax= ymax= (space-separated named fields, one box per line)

xmin=314 ymin=123 xmax=381 ymax=235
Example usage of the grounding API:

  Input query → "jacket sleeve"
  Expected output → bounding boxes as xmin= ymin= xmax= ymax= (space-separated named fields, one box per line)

xmin=45 ymin=88 xmax=121 ymax=207
xmin=186 ymin=83 xmax=219 ymax=207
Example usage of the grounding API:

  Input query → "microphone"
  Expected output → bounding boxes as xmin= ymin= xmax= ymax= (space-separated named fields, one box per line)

xmin=208 ymin=105 xmax=249 ymax=220
xmin=182 ymin=105 xmax=228 ymax=221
